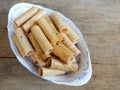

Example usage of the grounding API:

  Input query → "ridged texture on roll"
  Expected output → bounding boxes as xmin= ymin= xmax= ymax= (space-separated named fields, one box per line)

xmin=52 ymin=45 xmax=74 ymax=64
xmin=14 ymin=7 xmax=39 ymax=27
xmin=31 ymin=25 xmax=53 ymax=55
xmin=22 ymin=9 xmax=45 ymax=32
xmin=13 ymin=35 xmax=26 ymax=58
xmin=50 ymin=12 xmax=68 ymax=33
xmin=15 ymin=28 xmax=34 ymax=56
xmin=37 ymin=16 xmax=59 ymax=45
xmin=46 ymin=58 xmax=78 ymax=72
xmin=62 ymin=34 xmax=81 ymax=56
xmin=38 ymin=67 xmax=65 ymax=77
xmin=67 ymin=26 xmax=80 ymax=44
xmin=28 ymin=33 xmax=51 ymax=61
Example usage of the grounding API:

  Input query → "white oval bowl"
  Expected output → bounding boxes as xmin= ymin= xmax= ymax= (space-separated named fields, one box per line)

xmin=7 ymin=3 xmax=92 ymax=86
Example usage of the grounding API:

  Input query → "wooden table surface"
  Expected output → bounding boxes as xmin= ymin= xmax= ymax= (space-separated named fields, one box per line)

xmin=0 ymin=0 xmax=120 ymax=90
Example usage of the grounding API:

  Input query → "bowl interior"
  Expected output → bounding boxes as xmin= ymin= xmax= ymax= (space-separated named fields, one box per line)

xmin=7 ymin=3 xmax=92 ymax=86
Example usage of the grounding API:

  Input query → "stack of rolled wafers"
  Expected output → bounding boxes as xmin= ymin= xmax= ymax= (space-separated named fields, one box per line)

xmin=13 ymin=7 xmax=81 ymax=77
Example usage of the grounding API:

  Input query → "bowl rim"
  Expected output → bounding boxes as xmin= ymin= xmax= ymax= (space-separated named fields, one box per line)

xmin=7 ymin=3 xmax=92 ymax=86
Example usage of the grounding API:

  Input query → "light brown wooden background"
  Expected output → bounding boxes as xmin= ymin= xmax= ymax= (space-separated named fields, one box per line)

xmin=0 ymin=0 xmax=120 ymax=90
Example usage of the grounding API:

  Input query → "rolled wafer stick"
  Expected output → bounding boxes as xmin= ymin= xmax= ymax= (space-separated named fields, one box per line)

xmin=52 ymin=45 xmax=74 ymax=64
xmin=46 ymin=58 xmax=78 ymax=72
xmin=67 ymin=27 xmax=80 ymax=44
xmin=46 ymin=58 xmax=65 ymax=70
xmin=30 ymin=52 xmax=46 ymax=67
xmin=31 ymin=25 xmax=53 ymax=55
xmin=37 ymin=16 xmax=59 ymax=45
xmin=50 ymin=12 xmax=68 ymax=33
xmin=14 ymin=7 xmax=39 ymax=27
xmin=43 ymin=15 xmax=58 ymax=33
xmin=13 ymin=35 xmax=26 ymax=58
xmin=28 ymin=33 xmax=40 ymax=50
xmin=22 ymin=9 xmax=45 ymax=33
xmin=28 ymin=33 xmax=51 ymax=61
xmin=33 ymin=52 xmax=46 ymax=67
xmin=58 ymin=43 xmax=75 ymax=56
xmin=38 ymin=67 xmax=65 ymax=77
xmin=15 ymin=28 xmax=34 ymax=56
xmin=43 ymin=15 xmax=64 ymax=43
xmin=30 ymin=53 xmax=37 ymax=63
xmin=37 ymin=50 xmax=51 ymax=61
xmin=50 ymin=12 xmax=80 ymax=43
xmin=62 ymin=34 xmax=81 ymax=56
xmin=50 ymin=12 xmax=80 ymax=44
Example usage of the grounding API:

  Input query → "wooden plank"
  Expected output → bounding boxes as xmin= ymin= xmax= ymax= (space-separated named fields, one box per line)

xmin=1 ymin=12 xmax=120 ymax=64
xmin=0 ymin=31 xmax=14 ymax=57
xmin=0 ymin=58 xmax=120 ymax=90
xmin=1 ymin=30 xmax=119 ymax=63
xmin=0 ymin=0 xmax=120 ymax=90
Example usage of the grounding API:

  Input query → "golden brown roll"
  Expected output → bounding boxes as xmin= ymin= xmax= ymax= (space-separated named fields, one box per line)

xmin=28 ymin=33 xmax=51 ymax=61
xmin=58 ymin=43 xmax=75 ymax=56
xmin=33 ymin=52 xmax=47 ymax=67
xmin=31 ymin=25 xmax=53 ymax=55
xmin=15 ymin=28 xmax=34 ymax=56
xmin=13 ymin=35 xmax=26 ymax=58
xmin=30 ymin=53 xmax=37 ymax=63
xmin=46 ymin=58 xmax=78 ymax=72
xmin=67 ymin=27 xmax=80 ymax=44
xmin=38 ymin=67 xmax=65 ymax=77
xmin=43 ymin=15 xmax=65 ymax=43
xmin=52 ymin=45 xmax=74 ymax=64
xmin=62 ymin=34 xmax=81 ymax=56
xmin=37 ymin=16 xmax=59 ymax=45
xmin=14 ymin=7 xmax=39 ymax=27
xmin=22 ymin=9 xmax=45 ymax=33
xmin=50 ymin=12 xmax=68 ymax=33
xmin=30 ymin=52 xmax=46 ymax=67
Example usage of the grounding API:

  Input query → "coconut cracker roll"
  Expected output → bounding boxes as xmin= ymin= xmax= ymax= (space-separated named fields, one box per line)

xmin=51 ymin=12 xmax=80 ymax=44
xmin=13 ymin=35 xmax=26 ymax=58
xmin=14 ymin=7 xmax=39 ymax=27
xmin=30 ymin=53 xmax=37 ymax=63
xmin=38 ymin=67 xmax=65 ymax=77
xmin=67 ymin=26 xmax=80 ymax=44
xmin=15 ymin=28 xmax=34 ymax=56
xmin=37 ymin=15 xmax=59 ymax=45
xmin=28 ymin=33 xmax=51 ymax=61
xmin=52 ymin=45 xmax=74 ymax=64
xmin=30 ymin=52 xmax=46 ymax=67
xmin=62 ymin=34 xmax=81 ymax=56
xmin=46 ymin=58 xmax=78 ymax=72
xmin=50 ymin=12 xmax=68 ymax=33
xmin=31 ymin=25 xmax=53 ymax=55
xmin=43 ymin=15 xmax=64 ymax=43
xmin=58 ymin=43 xmax=75 ymax=56
xmin=22 ymin=9 xmax=45 ymax=33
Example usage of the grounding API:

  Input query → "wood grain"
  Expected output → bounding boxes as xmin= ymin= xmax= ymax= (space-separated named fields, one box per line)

xmin=0 ymin=58 xmax=120 ymax=90
xmin=0 ymin=0 xmax=120 ymax=90
xmin=0 ymin=31 xmax=14 ymax=57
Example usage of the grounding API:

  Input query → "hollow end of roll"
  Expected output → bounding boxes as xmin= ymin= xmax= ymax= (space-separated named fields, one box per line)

xmin=62 ymin=28 xmax=68 ymax=33
xmin=46 ymin=58 xmax=52 ymax=68
xmin=61 ymin=39 xmax=65 ymax=43
xmin=38 ymin=68 xmax=43 ymax=76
